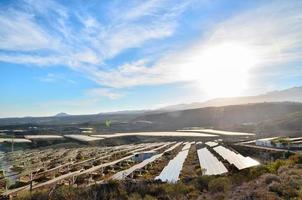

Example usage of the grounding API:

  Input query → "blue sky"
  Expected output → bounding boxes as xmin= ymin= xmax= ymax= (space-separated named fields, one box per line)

xmin=0 ymin=0 xmax=302 ymax=117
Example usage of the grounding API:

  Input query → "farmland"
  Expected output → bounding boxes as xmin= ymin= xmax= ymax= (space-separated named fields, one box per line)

xmin=0 ymin=139 xmax=300 ymax=200
xmin=0 ymin=139 xmax=263 ymax=197
xmin=0 ymin=129 xmax=300 ymax=200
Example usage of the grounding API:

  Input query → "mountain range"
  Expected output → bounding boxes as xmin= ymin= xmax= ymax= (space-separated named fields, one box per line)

xmin=159 ymin=86 xmax=302 ymax=111
xmin=0 ymin=86 xmax=302 ymax=137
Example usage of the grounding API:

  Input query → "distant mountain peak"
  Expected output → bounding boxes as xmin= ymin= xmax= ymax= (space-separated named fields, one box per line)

xmin=55 ymin=112 xmax=70 ymax=117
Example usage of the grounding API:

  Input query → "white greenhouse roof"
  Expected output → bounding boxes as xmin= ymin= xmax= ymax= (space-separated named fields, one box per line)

xmin=64 ymin=134 xmax=103 ymax=142
xmin=197 ymin=148 xmax=228 ymax=175
xmin=155 ymin=142 xmax=192 ymax=183
xmin=91 ymin=131 xmax=217 ymax=138
xmin=177 ymin=129 xmax=255 ymax=136
xmin=213 ymin=146 xmax=259 ymax=170
xmin=205 ymin=141 xmax=219 ymax=147
xmin=24 ymin=135 xmax=64 ymax=140
xmin=0 ymin=138 xmax=32 ymax=143
xmin=111 ymin=142 xmax=182 ymax=180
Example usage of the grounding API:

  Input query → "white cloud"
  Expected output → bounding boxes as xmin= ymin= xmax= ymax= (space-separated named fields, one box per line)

xmin=0 ymin=54 xmax=63 ymax=65
xmin=73 ymin=49 xmax=100 ymax=65
xmin=87 ymin=88 xmax=124 ymax=100
xmin=81 ymin=1 xmax=302 ymax=94
xmin=37 ymin=73 xmax=76 ymax=84
xmin=0 ymin=0 xmax=185 ymax=69
xmin=109 ymin=0 xmax=170 ymax=22
xmin=100 ymin=22 xmax=175 ymax=60
xmin=1 ymin=0 xmax=301 ymax=98
xmin=38 ymin=73 xmax=57 ymax=82
xmin=0 ymin=11 xmax=55 ymax=51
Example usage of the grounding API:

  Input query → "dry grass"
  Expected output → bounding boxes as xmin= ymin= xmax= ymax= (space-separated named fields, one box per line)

xmin=180 ymin=144 xmax=201 ymax=180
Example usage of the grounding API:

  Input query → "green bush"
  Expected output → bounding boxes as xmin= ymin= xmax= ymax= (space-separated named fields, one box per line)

xmin=266 ymin=160 xmax=287 ymax=173
xmin=248 ymin=165 xmax=269 ymax=179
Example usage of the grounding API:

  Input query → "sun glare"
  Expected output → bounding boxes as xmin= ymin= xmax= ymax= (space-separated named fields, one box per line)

xmin=180 ymin=42 xmax=257 ymax=98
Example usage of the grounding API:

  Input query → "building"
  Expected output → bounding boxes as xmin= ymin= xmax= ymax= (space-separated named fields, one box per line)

xmin=288 ymin=137 xmax=302 ymax=148
xmin=132 ymin=151 xmax=156 ymax=162
xmin=255 ymin=137 xmax=302 ymax=149
xmin=255 ymin=137 xmax=279 ymax=147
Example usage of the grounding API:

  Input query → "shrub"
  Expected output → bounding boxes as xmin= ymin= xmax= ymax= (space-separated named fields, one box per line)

xmin=277 ymin=165 xmax=289 ymax=174
xmin=263 ymin=174 xmax=281 ymax=185
xmin=16 ymin=189 xmax=49 ymax=200
xmin=268 ymin=181 xmax=282 ymax=195
xmin=160 ymin=182 xmax=198 ymax=199
xmin=288 ymin=154 xmax=302 ymax=164
xmin=299 ymin=187 xmax=302 ymax=198
xmin=286 ymin=178 xmax=301 ymax=190
xmin=248 ymin=165 xmax=269 ymax=179
xmin=295 ymin=164 xmax=302 ymax=169
xmin=266 ymin=160 xmax=287 ymax=173
xmin=128 ymin=192 xmax=142 ymax=200
xmin=51 ymin=186 xmax=82 ymax=200
xmin=143 ymin=194 xmax=157 ymax=200
xmin=281 ymin=185 xmax=299 ymax=199
xmin=243 ymin=187 xmax=280 ymax=200
xmin=208 ymin=177 xmax=231 ymax=193
xmin=75 ymin=152 xmax=84 ymax=160
xmin=195 ymin=176 xmax=214 ymax=191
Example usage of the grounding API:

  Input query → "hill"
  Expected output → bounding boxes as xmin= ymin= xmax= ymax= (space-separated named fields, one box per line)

xmin=134 ymin=102 xmax=302 ymax=135
xmin=1 ymin=102 xmax=302 ymax=137
xmin=54 ymin=112 xmax=70 ymax=117
xmin=0 ymin=113 xmax=143 ymax=126
xmin=160 ymin=86 xmax=302 ymax=111
xmin=1 ymin=86 xmax=302 ymax=128
xmin=256 ymin=111 xmax=302 ymax=135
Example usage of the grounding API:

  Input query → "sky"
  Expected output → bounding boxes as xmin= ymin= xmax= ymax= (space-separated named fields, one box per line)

xmin=0 ymin=0 xmax=302 ymax=117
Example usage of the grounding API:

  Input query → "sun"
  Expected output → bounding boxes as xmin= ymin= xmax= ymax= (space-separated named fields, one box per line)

xmin=180 ymin=42 xmax=257 ymax=98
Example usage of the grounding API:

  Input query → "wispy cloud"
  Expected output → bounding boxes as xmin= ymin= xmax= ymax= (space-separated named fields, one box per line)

xmin=0 ymin=0 xmax=188 ymax=71
xmin=38 ymin=73 xmax=57 ymax=82
xmin=0 ymin=54 xmax=64 ymax=65
xmin=1 ymin=0 xmax=301 ymax=97
xmin=37 ymin=73 xmax=76 ymax=84
xmin=81 ymin=1 xmax=302 ymax=92
xmin=87 ymin=88 xmax=124 ymax=100
xmin=0 ymin=11 xmax=55 ymax=51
